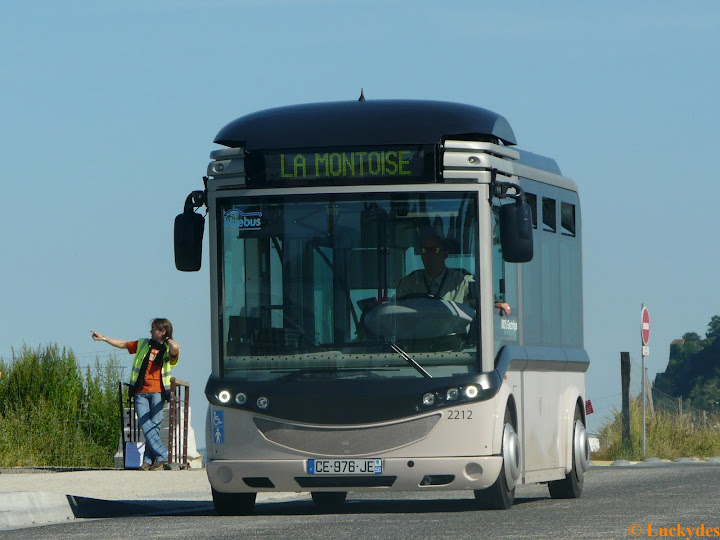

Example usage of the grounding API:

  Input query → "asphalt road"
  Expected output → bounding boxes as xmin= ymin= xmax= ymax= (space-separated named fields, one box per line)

xmin=3 ymin=463 xmax=720 ymax=539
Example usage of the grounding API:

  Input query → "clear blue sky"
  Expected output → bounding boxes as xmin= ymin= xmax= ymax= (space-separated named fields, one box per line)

xmin=2 ymin=1 xmax=719 ymax=439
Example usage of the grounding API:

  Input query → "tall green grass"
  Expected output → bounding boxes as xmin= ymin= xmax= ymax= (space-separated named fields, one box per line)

xmin=593 ymin=398 xmax=720 ymax=461
xmin=0 ymin=344 xmax=122 ymax=468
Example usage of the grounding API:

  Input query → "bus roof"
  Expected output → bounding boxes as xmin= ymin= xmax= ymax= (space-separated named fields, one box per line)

xmin=214 ymin=100 xmax=517 ymax=150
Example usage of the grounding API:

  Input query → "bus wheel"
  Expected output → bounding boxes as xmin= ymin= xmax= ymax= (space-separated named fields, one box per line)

xmin=548 ymin=406 xmax=589 ymax=499
xmin=474 ymin=408 xmax=519 ymax=510
xmin=311 ymin=491 xmax=347 ymax=510
xmin=212 ymin=488 xmax=256 ymax=515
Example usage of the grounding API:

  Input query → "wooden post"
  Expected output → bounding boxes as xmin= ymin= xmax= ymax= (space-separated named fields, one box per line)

xmin=621 ymin=352 xmax=631 ymax=448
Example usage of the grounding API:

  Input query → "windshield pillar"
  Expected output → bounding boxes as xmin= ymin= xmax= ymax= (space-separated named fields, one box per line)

xmin=478 ymin=184 xmax=495 ymax=373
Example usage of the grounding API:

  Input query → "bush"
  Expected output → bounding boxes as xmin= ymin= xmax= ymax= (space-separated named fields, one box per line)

xmin=593 ymin=398 xmax=720 ymax=461
xmin=0 ymin=344 xmax=123 ymax=468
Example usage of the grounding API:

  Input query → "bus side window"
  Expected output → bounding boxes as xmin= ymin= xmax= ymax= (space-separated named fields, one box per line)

xmin=492 ymin=207 xmax=504 ymax=303
xmin=561 ymin=202 xmax=576 ymax=237
xmin=492 ymin=206 xmax=519 ymax=352
xmin=542 ymin=197 xmax=556 ymax=233
xmin=526 ymin=193 xmax=538 ymax=229
xmin=491 ymin=207 xmax=518 ymax=307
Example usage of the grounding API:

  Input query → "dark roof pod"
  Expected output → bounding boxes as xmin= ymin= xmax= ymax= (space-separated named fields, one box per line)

xmin=515 ymin=148 xmax=562 ymax=175
xmin=214 ymin=100 xmax=517 ymax=150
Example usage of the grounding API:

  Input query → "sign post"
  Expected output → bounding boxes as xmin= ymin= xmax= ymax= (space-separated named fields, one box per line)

xmin=641 ymin=304 xmax=650 ymax=456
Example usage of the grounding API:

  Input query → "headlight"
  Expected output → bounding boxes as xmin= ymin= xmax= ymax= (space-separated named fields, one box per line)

xmin=464 ymin=385 xmax=479 ymax=399
xmin=257 ymin=396 xmax=269 ymax=409
xmin=217 ymin=390 xmax=231 ymax=403
xmin=446 ymin=388 xmax=460 ymax=401
xmin=235 ymin=392 xmax=247 ymax=405
xmin=422 ymin=392 xmax=435 ymax=406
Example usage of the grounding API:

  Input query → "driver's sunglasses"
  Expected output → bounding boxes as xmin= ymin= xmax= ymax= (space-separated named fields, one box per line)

xmin=421 ymin=247 xmax=444 ymax=254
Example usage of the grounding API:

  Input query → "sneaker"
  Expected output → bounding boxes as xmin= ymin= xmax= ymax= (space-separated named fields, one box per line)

xmin=163 ymin=462 xmax=173 ymax=470
xmin=149 ymin=460 xmax=168 ymax=471
xmin=140 ymin=463 xmax=151 ymax=471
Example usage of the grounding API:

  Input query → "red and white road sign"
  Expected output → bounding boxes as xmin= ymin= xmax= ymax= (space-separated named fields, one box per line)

xmin=641 ymin=306 xmax=650 ymax=346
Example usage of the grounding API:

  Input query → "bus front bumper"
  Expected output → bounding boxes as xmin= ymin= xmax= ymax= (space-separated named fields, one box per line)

xmin=207 ymin=456 xmax=503 ymax=493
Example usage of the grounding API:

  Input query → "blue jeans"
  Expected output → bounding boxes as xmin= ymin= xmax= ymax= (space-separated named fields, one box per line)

xmin=135 ymin=393 xmax=168 ymax=464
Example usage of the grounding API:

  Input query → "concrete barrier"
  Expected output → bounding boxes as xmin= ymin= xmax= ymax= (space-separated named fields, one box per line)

xmin=0 ymin=492 xmax=74 ymax=529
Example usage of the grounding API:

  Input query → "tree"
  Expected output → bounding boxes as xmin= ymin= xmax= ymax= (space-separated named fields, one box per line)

xmin=681 ymin=332 xmax=701 ymax=356
xmin=706 ymin=315 xmax=720 ymax=343
xmin=687 ymin=375 xmax=720 ymax=410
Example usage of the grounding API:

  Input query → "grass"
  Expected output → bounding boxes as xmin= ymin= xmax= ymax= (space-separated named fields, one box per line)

xmin=592 ymin=398 xmax=720 ymax=461
xmin=0 ymin=344 xmax=123 ymax=468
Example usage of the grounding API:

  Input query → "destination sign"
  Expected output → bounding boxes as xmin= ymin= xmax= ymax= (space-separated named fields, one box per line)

xmin=260 ymin=146 xmax=431 ymax=184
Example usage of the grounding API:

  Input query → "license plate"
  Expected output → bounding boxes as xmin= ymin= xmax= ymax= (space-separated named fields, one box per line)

xmin=307 ymin=458 xmax=382 ymax=475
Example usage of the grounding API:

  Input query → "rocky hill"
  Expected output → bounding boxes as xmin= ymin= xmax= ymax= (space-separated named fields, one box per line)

xmin=653 ymin=318 xmax=720 ymax=410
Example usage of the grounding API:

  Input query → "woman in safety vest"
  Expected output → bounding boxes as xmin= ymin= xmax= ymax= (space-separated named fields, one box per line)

xmin=91 ymin=318 xmax=180 ymax=471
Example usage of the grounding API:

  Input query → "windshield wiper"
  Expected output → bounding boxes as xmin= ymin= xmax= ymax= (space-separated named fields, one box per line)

xmin=292 ymin=342 xmax=431 ymax=379
xmin=388 ymin=343 xmax=432 ymax=379
xmin=338 ymin=341 xmax=432 ymax=379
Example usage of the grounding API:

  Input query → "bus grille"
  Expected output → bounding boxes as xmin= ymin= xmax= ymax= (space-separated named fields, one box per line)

xmin=253 ymin=414 xmax=441 ymax=456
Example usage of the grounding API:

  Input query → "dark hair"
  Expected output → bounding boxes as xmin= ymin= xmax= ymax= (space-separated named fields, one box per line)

xmin=151 ymin=318 xmax=173 ymax=340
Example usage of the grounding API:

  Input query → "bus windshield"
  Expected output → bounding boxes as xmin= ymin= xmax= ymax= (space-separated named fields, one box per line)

xmin=219 ymin=192 xmax=480 ymax=381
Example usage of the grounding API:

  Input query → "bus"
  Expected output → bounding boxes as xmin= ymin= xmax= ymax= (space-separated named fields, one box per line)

xmin=174 ymin=98 xmax=590 ymax=514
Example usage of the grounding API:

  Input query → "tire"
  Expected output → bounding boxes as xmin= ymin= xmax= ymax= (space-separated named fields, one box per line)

xmin=474 ymin=408 xmax=518 ymax=510
xmin=548 ymin=405 xmax=589 ymax=499
xmin=212 ymin=488 xmax=256 ymax=515
xmin=311 ymin=491 xmax=348 ymax=510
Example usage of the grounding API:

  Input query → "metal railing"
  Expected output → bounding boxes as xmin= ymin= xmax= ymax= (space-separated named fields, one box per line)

xmin=168 ymin=377 xmax=190 ymax=468
xmin=119 ymin=377 xmax=190 ymax=468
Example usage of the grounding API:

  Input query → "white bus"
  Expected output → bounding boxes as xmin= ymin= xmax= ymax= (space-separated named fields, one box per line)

xmin=174 ymin=99 xmax=590 ymax=514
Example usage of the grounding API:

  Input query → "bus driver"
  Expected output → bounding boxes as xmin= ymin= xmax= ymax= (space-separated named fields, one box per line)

xmin=396 ymin=234 xmax=511 ymax=316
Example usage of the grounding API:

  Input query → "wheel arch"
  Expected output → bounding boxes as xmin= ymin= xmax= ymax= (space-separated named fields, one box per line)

xmin=491 ymin=385 xmax=519 ymax=455
xmin=559 ymin=387 xmax=585 ymax=474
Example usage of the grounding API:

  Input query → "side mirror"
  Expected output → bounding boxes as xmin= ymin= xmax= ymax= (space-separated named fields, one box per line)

xmin=499 ymin=199 xmax=533 ymax=263
xmin=174 ymin=211 xmax=205 ymax=271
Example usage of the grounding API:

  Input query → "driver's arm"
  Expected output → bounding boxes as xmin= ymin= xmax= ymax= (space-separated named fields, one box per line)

xmin=395 ymin=272 xmax=418 ymax=299
xmin=464 ymin=274 xmax=478 ymax=310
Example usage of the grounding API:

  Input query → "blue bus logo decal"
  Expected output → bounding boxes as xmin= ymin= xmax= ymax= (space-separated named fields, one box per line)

xmin=224 ymin=209 xmax=262 ymax=231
